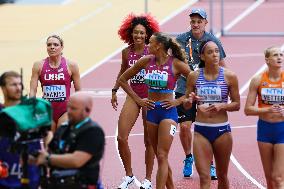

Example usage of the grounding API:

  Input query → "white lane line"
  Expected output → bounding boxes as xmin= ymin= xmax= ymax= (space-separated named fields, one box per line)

xmin=104 ymin=53 xmax=264 ymax=64
xmin=223 ymin=1 xmax=266 ymax=187
xmin=106 ymin=125 xmax=257 ymax=139
xmin=213 ymin=1 xmax=267 ymax=187
xmin=223 ymin=0 xmax=265 ymax=32
xmin=97 ymin=0 xmax=267 ymax=187
xmin=230 ymin=155 xmax=265 ymax=189
xmin=215 ymin=0 xmax=265 ymax=38
xmin=232 ymin=41 xmax=284 ymax=189
xmin=112 ymin=1 xmax=199 ymax=186
xmin=81 ymin=0 xmax=199 ymax=78
xmin=40 ymin=2 xmax=112 ymax=42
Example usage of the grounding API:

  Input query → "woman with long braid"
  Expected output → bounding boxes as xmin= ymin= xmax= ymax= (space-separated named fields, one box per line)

xmin=119 ymin=32 xmax=191 ymax=189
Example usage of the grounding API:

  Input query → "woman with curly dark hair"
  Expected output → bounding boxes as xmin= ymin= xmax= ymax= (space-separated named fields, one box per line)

xmin=111 ymin=13 xmax=159 ymax=189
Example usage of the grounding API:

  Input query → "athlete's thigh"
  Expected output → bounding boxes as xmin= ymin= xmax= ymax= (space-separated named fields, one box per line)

xmin=272 ymin=144 xmax=284 ymax=176
xmin=57 ymin=112 xmax=68 ymax=127
xmin=147 ymin=121 xmax=159 ymax=154
xmin=258 ymin=142 xmax=274 ymax=177
xmin=118 ymin=96 xmax=140 ymax=137
xmin=212 ymin=133 xmax=232 ymax=174
xmin=157 ymin=119 xmax=177 ymax=156
xmin=193 ymin=132 xmax=213 ymax=174
xmin=141 ymin=107 xmax=150 ymax=141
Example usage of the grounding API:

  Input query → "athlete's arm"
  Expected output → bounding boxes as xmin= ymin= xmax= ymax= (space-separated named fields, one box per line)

xmin=111 ymin=48 xmax=129 ymax=110
xmin=119 ymin=55 xmax=150 ymax=106
xmin=183 ymin=71 xmax=198 ymax=109
xmin=222 ymin=69 xmax=240 ymax=112
xmin=29 ymin=61 xmax=41 ymax=97
xmin=244 ymin=74 xmax=270 ymax=115
xmin=69 ymin=61 xmax=81 ymax=91
xmin=113 ymin=48 xmax=129 ymax=90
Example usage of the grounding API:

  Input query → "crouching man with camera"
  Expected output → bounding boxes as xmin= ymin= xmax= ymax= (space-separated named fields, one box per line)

xmin=34 ymin=91 xmax=105 ymax=189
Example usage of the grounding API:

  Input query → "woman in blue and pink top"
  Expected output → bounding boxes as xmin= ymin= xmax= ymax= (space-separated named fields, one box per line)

xmin=111 ymin=13 xmax=159 ymax=189
xmin=183 ymin=40 xmax=240 ymax=189
xmin=119 ymin=32 xmax=191 ymax=189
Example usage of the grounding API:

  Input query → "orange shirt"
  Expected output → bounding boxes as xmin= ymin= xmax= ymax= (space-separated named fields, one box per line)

xmin=258 ymin=71 xmax=284 ymax=108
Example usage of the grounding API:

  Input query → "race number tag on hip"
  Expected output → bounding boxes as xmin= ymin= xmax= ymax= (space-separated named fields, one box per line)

xmin=43 ymin=85 xmax=67 ymax=102
xmin=170 ymin=124 xmax=177 ymax=136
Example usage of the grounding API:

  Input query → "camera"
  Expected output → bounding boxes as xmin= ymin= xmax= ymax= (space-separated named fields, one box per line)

xmin=0 ymin=96 xmax=52 ymax=188
xmin=0 ymin=96 xmax=52 ymax=141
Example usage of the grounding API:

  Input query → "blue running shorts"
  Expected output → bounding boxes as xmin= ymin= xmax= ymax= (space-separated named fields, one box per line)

xmin=257 ymin=119 xmax=284 ymax=144
xmin=194 ymin=122 xmax=231 ymax=143
xmin=147 ymin=102 xmax=178 ymax=125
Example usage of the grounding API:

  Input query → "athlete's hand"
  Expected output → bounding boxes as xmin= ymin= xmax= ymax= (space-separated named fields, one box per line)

xmin=111 ymin=93 xmax=118 ymax=111
xmin=138 ymin=98 xmax=155 ymax=110
xmin=204 ymin=103 xmax=225 ymax=113
xmin=161 ymin=99 xmax=179 ymax=109
xmin=183 ymin=92 xmax=202 ymax=109
xmin=268 ymin=104 xmax=284 ymax=114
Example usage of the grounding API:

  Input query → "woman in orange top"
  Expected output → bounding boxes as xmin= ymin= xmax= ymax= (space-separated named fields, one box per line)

xmin=245 ymin=46 xmax=284 ymax=189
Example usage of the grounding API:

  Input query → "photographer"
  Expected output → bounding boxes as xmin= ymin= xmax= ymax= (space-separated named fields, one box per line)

xmin=0 ymin=71 xmax=41 ymax=189
xmin=34 ymin=91 xmax=105 ymax=189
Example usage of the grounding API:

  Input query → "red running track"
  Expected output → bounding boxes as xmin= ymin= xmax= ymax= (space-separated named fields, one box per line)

xmin=81 ymin=1 xmax=284 ymax=188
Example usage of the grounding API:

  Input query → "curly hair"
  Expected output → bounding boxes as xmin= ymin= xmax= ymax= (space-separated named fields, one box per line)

xmin=118 ymin=13 xmax=160 ymax=45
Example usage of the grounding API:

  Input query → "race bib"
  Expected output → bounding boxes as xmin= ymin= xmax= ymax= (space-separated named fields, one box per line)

xmin=130 ymin=69 xmax=146 ymax=84
xmin=197 ymin=86 xmax=222 ymax=104
xmin=43 ymin=85 xmax=67 ymax=102
xmin=261 ymin=88 xmax=284 ymax=105
xmin=144 ymin=70 xmax=168 ymax=89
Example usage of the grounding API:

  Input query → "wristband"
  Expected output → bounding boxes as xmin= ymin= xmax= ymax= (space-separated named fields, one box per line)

xmin=46 ymin=154 xmax=52 ymax=166
xmin=112 ymin=88 xmax=118 ymax=93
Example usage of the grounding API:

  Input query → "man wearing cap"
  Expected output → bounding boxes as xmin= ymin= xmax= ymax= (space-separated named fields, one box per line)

xmin=175 ymin=8 xmax=226 ymax=179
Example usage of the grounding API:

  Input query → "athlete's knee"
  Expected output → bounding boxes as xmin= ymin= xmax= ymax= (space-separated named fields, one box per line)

xmin=117 ymin=135 xmax=128 ymax=144
xmin=272 ymin=172 xmax=284 ymax=187
xmin=216 ymin=172 xmax=228 ymax=184
xmin=156 ymin=151 xmax=168 ymax=164
xmin=199 ymin=172 xmax=211 ymax=184
xmin=144 ymin=136 xmax=152 ymax=147
xmin=179 ymin=123 xmax=191 ymax=134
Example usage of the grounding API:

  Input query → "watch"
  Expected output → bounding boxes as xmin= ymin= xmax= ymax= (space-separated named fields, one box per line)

xmin=112 ymin=88 xmax=118 ymax=93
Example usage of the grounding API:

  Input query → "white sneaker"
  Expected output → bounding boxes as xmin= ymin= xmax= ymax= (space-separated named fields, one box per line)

xmin=140 ymin=179 xmax=152 ymax=189
xmin=118 ymin=175 xmax=135 ymax=189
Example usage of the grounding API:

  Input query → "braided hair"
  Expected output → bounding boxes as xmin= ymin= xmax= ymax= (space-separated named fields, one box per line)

xmin=153 ymin=32 xmax=186 ymax=62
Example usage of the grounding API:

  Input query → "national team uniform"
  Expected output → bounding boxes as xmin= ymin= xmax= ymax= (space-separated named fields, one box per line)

xmin=40 ymin=57 xmax=71 ymax=123
xmin=144 ymin=56 xmax=178 ymax=124
xmin=0 ymin=105 xmax=40 ymax=189
xmin=257 ymin=71 xmax=284 ymax=144
xmin=194 ymin=67 xmax=231 ymax=143
xmin=175 ymin=31 xmax=226 ymax=123
xmin=128 ymin=45 xmax=148 ymax=98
